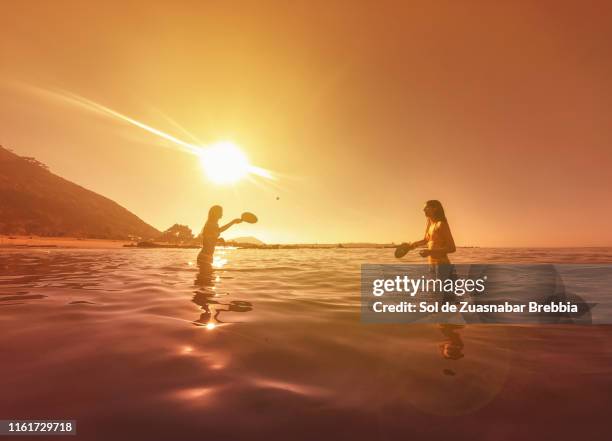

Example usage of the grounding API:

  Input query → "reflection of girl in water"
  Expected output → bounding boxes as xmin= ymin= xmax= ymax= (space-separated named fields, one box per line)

xmin=197 ymin=205 xmax=242 ymax=267
xmin=438 ymin=324 xmax=465 ymax=376
xmin=192 ymin=270 xmax=252 ymax=327
xmin=438 ymin=324 xmax=465 ymax=360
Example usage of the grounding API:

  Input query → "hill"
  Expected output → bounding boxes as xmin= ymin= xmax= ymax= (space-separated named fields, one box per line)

xmin=0 ymin=146 xmax=160 ymax=240
xmin=228 ymin=236 xmax=265 ymax=245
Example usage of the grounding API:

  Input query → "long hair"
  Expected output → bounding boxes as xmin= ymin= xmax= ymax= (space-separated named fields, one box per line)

xmin=207 ymin=205 xmax=222 ymax=222
xmin=426 ymin=200 xmax=447 ymax=222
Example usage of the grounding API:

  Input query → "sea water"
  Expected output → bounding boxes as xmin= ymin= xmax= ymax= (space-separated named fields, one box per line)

xmin=1 ymin=247 xmax=612 ymax=440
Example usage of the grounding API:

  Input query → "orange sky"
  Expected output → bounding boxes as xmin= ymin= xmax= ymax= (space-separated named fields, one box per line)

xmin=1 ymin=1 xmax=611 ymax=246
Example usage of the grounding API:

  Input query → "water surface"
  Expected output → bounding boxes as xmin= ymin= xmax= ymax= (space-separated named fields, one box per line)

xmin=1 ymin=248 xmax=611 ymax=440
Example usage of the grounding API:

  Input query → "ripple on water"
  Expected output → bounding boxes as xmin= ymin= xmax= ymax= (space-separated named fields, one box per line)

xmin=1 ymin=247 xmax=612 ymax=438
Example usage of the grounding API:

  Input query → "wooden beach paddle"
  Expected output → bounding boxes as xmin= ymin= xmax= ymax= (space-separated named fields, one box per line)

xmin=394 ymin=242 xmax=414 ymax=258
xmin=241 ymin=212 xmax=258 ymax=223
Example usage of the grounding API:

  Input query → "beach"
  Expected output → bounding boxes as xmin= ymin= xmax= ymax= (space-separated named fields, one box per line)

xmin=0 ymin=235 xmax=131 ymax=249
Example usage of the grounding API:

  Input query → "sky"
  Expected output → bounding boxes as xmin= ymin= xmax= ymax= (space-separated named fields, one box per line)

xmin=1 ymin=0 xmax=611 ymax=246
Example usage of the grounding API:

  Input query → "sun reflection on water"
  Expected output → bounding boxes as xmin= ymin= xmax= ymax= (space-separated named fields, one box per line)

xmin=212 ymin=256 xmax=227 ymax=268
xmin=173 ymin=387 xmax=214 ymax=402
xmin=181 ymin=345 xmax=194 ymax=354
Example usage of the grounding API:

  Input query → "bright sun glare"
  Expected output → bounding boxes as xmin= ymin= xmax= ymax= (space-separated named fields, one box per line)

xmin=198 ymin=141 xmax=250 ymax=184
xmin=36 ymin=90 xmax=274 ymax=185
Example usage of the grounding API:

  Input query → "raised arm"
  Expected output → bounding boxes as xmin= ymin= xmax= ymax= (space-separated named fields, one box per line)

xmin=219 ymin=218 xmax=242 ymax=233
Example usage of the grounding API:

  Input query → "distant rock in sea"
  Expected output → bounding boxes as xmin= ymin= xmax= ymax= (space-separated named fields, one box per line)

xmin=0 ymin=145 xmax=160 ymax=240
xmin=228 ymin=236 xmax=265 ymax=245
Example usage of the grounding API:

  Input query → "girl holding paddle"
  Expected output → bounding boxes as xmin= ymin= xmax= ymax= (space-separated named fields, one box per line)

xmin=395 ymin=200 xmax=457 ymax=301
xmin=396 ymin=200 xmax=456 ymax=273
xmin=197 ymin=205 xmax=257 ymax=267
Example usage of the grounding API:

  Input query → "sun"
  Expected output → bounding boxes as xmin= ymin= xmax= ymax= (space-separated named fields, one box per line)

xmin=198 ymin=141 xmax=250 ymax=184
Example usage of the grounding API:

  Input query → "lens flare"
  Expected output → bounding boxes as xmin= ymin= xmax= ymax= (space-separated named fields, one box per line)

xmin=25 ymin=86 xmax=274 ymax=185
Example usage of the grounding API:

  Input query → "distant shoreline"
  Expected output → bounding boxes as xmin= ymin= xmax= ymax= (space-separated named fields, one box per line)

xmin=0 ymin=235 xmax=130 ymax=249
xmin=1 ymin=236 xmax=404 ymax=250
xmin=2 ymin=236 xmax=607 ymax=250
xmin=131 ymin=240 xmax=400 ymax=250
xmin=0 ymin=236 xmax=412 ymax=250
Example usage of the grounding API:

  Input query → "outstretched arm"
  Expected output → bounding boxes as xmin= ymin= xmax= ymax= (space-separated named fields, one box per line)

xmin=410 ymin=239 xmax=427 ymax=249
xmin=219 ymin=218 xmax=242 ymax=233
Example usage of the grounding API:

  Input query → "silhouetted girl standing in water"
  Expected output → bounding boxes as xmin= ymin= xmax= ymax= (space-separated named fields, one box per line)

xmin=402 ymin=201 xmax=465 ymax=362
xmin=404 ymin=200 xmax=456 ymax=276
xmin=197 ymin=205 xmax=242 ymax=267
